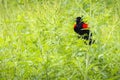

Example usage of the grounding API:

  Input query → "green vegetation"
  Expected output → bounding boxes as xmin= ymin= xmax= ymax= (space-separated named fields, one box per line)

xmin=0 ymin=0 xmax=120 ymax=80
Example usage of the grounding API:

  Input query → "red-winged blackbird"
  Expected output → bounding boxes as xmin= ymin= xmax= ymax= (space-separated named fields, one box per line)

xmin=74 ymin=17 xmax=94 ymax=45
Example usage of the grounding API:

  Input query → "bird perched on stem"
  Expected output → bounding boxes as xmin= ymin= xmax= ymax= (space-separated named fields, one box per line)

xmin=74 ymin=16 xmax=94 ymax=45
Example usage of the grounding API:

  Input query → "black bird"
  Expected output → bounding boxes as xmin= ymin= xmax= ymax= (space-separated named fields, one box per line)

xmin=74 ymin=17 xmax=94 ymax=45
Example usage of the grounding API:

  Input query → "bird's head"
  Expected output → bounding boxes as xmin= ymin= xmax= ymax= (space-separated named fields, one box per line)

xmin=76 ymin=16 xmax=83 ymax=24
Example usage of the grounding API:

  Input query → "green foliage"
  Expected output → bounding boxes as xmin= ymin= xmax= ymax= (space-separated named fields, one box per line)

xmin=0 ymin=0 xmax=120 ymax=80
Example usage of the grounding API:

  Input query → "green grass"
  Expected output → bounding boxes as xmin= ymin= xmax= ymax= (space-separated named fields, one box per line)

xmin=0 ymin=0 xmax=120 ymax=80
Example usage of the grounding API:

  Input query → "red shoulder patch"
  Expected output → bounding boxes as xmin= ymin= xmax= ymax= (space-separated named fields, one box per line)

xmin=82 ymin=23 xmax=88 ymax=29
xmin=74 ymin=24 xmax=77 ymax=29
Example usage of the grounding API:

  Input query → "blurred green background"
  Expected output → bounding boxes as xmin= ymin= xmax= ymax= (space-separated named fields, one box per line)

xmin=0 ymin=0 xmax=120 ymax=80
